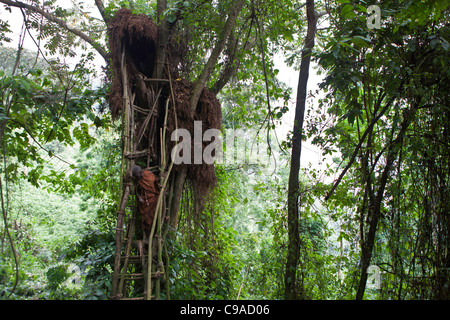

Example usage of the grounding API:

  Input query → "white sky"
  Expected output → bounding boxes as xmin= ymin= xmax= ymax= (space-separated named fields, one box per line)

xmin=274 ymin=56 xmax=325 ymax=170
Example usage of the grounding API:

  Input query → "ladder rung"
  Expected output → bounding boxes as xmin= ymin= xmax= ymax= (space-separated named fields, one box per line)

xmin=122 ymin=272 xmax=165 ymax=280
xmin=121 ymin=255 xmax=148 ymax=262
xmin=125 ymin=150 xmax=149 ymax=159
xmin=152 ymin=271 xmax=164 ymax=278
xmin=121 ymin=296 xmax=147 ymax=300
xmin=133 ymin=105 xmax=150 ymax=113
xmin=124 ymin=273 xmax=144 ymax=279
xmin=142 ymin=77 xmax=170 ymax=83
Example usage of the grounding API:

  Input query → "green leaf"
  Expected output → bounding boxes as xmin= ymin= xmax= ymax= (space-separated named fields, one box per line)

xmin=441 ymin=38 xmax=449 ymax=51
xmin=355 ymin=4 xmax=367 ymax=13
xmin=0 ymin=107 xmax=9 ymax=120
xmin=167 ymin=12 xmax=177 ymax=23
xmin=341 ymin=4 xmax=354 ymax=18
xmin=332 ymin=45 xmax=340 ymax=58
xmin=351 ymin=35 xmax=371 ymax=48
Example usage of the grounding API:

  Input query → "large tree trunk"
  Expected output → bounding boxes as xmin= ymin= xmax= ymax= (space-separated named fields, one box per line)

xmin=285 ymin=0 xmax=316 ymax=300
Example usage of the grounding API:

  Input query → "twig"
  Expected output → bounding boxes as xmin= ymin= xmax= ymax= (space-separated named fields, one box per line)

xmin=324 ymin=93 xmax=396 ymax=201
xmin=237 ymin=265 xmax=250 ymax=300
xmin=0 ymin=0 xmax=109 ymax=60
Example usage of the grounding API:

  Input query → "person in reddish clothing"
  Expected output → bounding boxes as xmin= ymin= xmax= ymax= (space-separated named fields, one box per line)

xmin=132 ymin=165 xmax=160 ymax=244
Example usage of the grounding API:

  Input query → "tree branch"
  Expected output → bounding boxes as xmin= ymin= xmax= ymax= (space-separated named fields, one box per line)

xmin=210 ymin=35 xmax=256 ymax=95
xmin=356 ymin=103 xmax=418 ymax=300
xmin=189 ymin=0 xmax=245 ymax=111
xmin=324 ymin=92 xmax=393 ymax=201
xmin=94 ymin=0 xmax=109 ymax=23
xmin=0 ymin=0 xmax=109 ymax=61
xmin=6 ymin=118 xmax=75 ymax=166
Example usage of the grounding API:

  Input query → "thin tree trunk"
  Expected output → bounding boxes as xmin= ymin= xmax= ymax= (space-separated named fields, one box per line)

xmin=355 ymin=105 xmax=417 ymax=300
xmin=154 ymin=0 xmax=168 ymax=79
xmin=285 ymin=0 xmax=316 ymax=300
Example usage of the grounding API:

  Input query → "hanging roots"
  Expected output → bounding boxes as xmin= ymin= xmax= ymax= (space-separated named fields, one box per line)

xmin=167 ymin=79 xmax=222 ymax=195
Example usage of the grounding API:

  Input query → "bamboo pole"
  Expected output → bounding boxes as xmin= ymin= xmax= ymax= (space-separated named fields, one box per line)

xmin=111 ymin=47 xmax=131 ymax=299
xmin=111 ymin=184 xmax=130 ymax=298
xmin=164 ymin=241 xmax=171 ymax=300
xmin=135 ymin=88 xmax=162 ymax=150
xmin=118 ymin=211 xmax=135 ymax=296
xmin=117 ymin=48 xmax=127 ymax=212
xmin=145 ymin=96 xmax=176 ymax=300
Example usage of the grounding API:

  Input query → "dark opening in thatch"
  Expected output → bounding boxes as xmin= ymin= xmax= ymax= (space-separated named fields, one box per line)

xmin=107 ymin=8 xmax=158 ymax=118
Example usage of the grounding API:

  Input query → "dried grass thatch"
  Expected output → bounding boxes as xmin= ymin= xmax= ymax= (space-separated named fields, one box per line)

xmin=107 ymin=9 xmax=222 ymax=194
xmin=107 ymin=9 xmax=158 ymax=118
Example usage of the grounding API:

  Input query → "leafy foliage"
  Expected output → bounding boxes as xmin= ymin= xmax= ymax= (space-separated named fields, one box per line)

xmin=308 ymin=0 xmax=450 ymax=299
xmin=0 ymin=48 xmax=109 ymax=190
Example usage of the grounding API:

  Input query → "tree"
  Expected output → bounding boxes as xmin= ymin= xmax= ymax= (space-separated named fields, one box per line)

xmin=285 ymin=0 xmax=317 ymax=300
xmin=312 ymin=0 xmax=449 ymax=299
xmin=0 ymin=42 xmax=106 ymax=297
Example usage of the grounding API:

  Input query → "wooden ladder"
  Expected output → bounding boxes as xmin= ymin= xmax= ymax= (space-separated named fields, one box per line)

xmin=111 ymin=197 xmax=166 ymax=300
xmin=110 ymin=48 xmax=173 ymax=300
